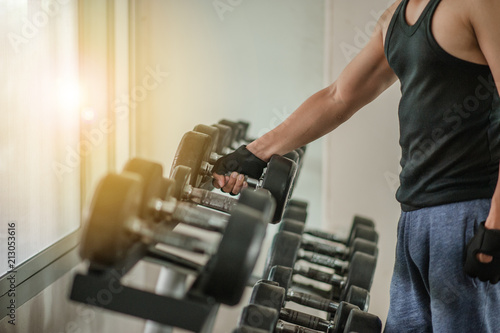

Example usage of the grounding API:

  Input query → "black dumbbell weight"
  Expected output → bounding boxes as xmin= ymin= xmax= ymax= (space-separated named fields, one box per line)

xmin=288 ymin=199 xmax=309 ymax=210
xmin=304 ymin=216 xmax=377 ymax=245
xmin=343 ymin=308 xmax=382 ymax=333
xmin=265 ymin=265 xmax=371 ymax=312
xmin=170 ymin=131 xmax=297 ymax=222
xmin=79 ymin=172 xmax=266 ymax=305
xmin=124 ymin=158 xmax=275 ymax=232
xmin=219 ymin=119 xmax=247 ymax=148
xmin=278 ymin=219 xmax=378 ymax=264
xmin=263 ymin=232 xmax=377 ymax=296
xmin=264 ymin=230 xmax=377 ymax=279
xmin=212 ymin=123 xmax=234 ymax=155
xmin=251 ymin=278 xmax=370 ymax=317
xmin=170 ymin=165 xmax=275 ymax=226
xmin=238 ymin=304 xmax=325 ymax=333
xmin=245 ymin=289 xmax=365 ymax=333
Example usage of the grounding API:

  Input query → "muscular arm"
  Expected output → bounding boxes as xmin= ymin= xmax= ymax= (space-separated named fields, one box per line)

xmin=469 ymin=0 xmax=500 ymax=261
xmin=214 ymin=5 xmax=398 ymax=192
xmin=247 ymin=16 xmax=397 ymax=161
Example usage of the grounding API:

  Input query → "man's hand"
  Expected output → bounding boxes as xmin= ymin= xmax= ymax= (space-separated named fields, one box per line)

xmin=213 ymin=172 xmax=247 ymax=195
xmin=464 ymin=222 xmax=500 ymax=283
xmin=212 ymin=145 xmax=267 ymax=194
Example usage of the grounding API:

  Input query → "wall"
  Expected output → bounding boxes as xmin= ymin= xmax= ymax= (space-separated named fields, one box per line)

xmin=323 ymin=0 xmax=401 ymax=326
xmin=132 ymin=1 xmax=325 ymax=331
xmin=132 ymin=0 xmax=325 ymax=228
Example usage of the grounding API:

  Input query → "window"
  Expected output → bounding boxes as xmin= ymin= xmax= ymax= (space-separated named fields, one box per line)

xmin=0 ymin=0 xmax=80 ymax=276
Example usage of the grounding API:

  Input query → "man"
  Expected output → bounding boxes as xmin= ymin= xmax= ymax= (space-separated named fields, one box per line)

xmin=213 ymin=0 xmax=500 ymax=332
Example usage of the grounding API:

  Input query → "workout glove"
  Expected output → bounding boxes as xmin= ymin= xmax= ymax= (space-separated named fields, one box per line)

xmin=464 ymin=222 xmax=500 ymax=284
xmin=212 ymin=145 xmax=267 ymax=179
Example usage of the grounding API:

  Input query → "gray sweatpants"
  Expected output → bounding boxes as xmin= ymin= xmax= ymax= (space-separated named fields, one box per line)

xmin=384 ymin=199 xmax=500 ymax=333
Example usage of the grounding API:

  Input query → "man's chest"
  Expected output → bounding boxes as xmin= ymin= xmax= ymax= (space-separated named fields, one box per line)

xmin=385 ymin=0 xmax=487 ymax=65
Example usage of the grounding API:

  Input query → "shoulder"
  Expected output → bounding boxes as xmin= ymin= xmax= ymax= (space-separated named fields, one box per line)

xmin=378 ymin=1 xmax=402 ymax=41
xmin=466 ymin=0 xmax=500 ymax=36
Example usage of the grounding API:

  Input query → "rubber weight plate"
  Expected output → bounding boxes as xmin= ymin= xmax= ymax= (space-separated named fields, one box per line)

xmin=238 ymin=304 xmax=279 ymax=331
xmin=353 ymin=215 xmax=375 ymax=229
xmin=238 ymin=188 xmax=276 ymax=224
xmin=193 ymin=124 xmax=220 ymax=154
xmin=80 ymin=173 xmax=142 ymax=266
xmin=212 ymin=123 xmax=233 ymax=155
xmin=170 ymin=165 xmax=191 ymax=200
xmin=198 ymin=205 xmax=267 ymax=305
xmin=219 ymin=119 xmax=243 ymax=145
xmin=348 ymin=238 xmax=378 ymax=262
xmin=343 ymin=308 xmax=382 ymax=333
xmin=288 ymin=198 xmax=309 ymax=210
xmin=160 ymin=177 xmax=176 ymax=200
xmin=267 ymin=265 xmax=294 ymax=291
xmin=123 ymin=158 xmax=164 ymax=220
xmin=278 ymin=219 xmax=305 ymax=235
xmin=282 ymin=206 xmax=308 ymax=223
xmin=263 ymin=231 xmax=302 ymax=278
xmin=345 ymin=285 xmax=370 ymax=312
xmin=232 ymin=326 xmax=268 ymax=333
xmin=238 ymin=120 xmax=251 ymax=141
xmin=348 ymin=225 xmax=379 ymax=246
xmin=249 ymin=281 xmax=286 ymax=313
xmin=262 ymin=155 xmax=297 ymax=223
xmin=332 ymin=302 xmax=359 ymax=333
xmin=342 ymin=252 xmax=377 ymax=300
xmin=171 ymin=131 xmax=212 ymax=187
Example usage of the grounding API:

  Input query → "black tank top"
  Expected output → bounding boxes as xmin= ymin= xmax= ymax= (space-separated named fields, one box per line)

xmin=384 ymin=0 xmax=500 ymax=211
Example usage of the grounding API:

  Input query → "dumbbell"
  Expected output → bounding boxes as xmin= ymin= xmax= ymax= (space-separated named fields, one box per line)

xmin=268 ymin=265 xmax=371 ymax=312
xmin=123 ymin=158 xmax=275 ymax=233
xmin=168 ymin=165 xmax=275 ymax=228
xmin=263 ymin=232 xmax=377 ymax=299
xmin=239 ymin=299 xmax=380 ymax=333
xmin=195 ymin=123 xmax=304 ymax=179
xmin=250 ymin=280 xmax=371 ymax=330
xmin=216 ymin=120 xmax=306 ymax=176
xmin=278 ymin=219 xmax=378 ymax=263
xmin=235 ymin=322 xmax=325 ymax=333
xmin=281 ymin=212 xmax=378 ymax=251
xmin=233 ymin=326 xmax=269 ymax=333
xmin=264 ymin=229 xmax=377 ymax=279
xmin=194 ymin=122 xmax=305 ymax=202
xmin=79 ymin=172 xmax=267 ymax=305
xmin=171 ymin=131 xmax=297 ymax=222
xmin=282 ymin=206 xmax=308 ymax=223
xmin=251 ymin=278 xmax=370 ymax=318
xmin=291 ymin=215 xmax=378 ymax=245
xmin=288 ymin=199 xmax=309 ymax=211
xmin=304 ymin=216 xmax=377 ymax=246
xmin=219 ymin=119 xmax=249 ymax=148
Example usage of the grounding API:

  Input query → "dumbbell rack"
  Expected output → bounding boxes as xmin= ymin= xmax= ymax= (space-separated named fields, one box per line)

xmin=69 ymin=119 xmax=304 ymax=332
xmin=69 ymin=243 xmax=220 ymax=333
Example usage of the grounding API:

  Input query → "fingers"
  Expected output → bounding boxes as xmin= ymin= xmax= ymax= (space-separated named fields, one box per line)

xmin=231 ymin=174 xmax=246 ymax=195
xmin=477 ymin=253 xmax=493 ymax=264
xmin=218 ymin=172 xmax=244 ymax=194
xmin=222 ymin=172 xmax=238 ymax=194
xmin=212 ymin=174 xmax=226 ymax=189
xmin=212 ymin=172 xmax=247 ymax=194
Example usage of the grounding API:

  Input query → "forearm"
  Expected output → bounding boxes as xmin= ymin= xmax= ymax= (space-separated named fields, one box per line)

xmin=246 ymin=84 xmax=354 ymax=161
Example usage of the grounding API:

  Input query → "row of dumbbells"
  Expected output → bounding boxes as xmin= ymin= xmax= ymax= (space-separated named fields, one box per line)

xmin=234 ymin=202 xmax=382 ymax=332
xmin=78 ymin=119 xmax=303 ymax=307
